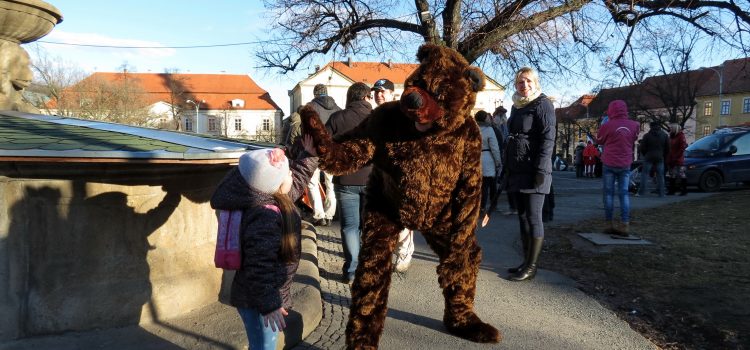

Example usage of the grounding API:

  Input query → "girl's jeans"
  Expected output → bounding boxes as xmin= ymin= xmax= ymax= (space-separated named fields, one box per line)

xmin=602 ymin=165 xmax=631 ymax=222
xmin=237 ymin=307 xmax=280 ymax=350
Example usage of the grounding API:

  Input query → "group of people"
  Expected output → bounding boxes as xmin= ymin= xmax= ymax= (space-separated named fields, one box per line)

xmin=208 ymin=64 xmax=689 ymax=348
xmin=637 ymin=121 xmax=689 ymax=197
xmin=212 ymin=79 xmax=418 ymax=348
xmin=282 ymin=80 xmax=417 ymax=286
xmin=591 ymin=104 xmax=688 ymax=237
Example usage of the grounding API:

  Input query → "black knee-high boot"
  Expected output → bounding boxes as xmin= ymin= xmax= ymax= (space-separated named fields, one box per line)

xmin=667 ymin=178 xmax=676 ymax=195
xmin=510 ymin=238 xmax=543 ymax=281
xmin=679 ymin=178 xmax=688 ymax=196
xmin=508 ymin=232 xmax=529 ymax=273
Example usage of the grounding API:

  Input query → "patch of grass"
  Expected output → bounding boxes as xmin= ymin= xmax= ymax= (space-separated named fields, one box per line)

xmin=541 ymin=191 xmax=750 ymax=350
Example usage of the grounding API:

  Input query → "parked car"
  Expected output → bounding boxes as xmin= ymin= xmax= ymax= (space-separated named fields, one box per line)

xmin=684 ymin=127 xmax=750 ymax=192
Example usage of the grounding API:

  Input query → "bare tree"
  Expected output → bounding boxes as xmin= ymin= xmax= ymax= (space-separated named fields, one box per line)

xmin=28 ymin=45 xmax=86 ymax=115
xmin=53 ymin=68 xmax=155 ymax=126
xmin=556 ymin=112 xmax=578 ymax=161
xmin=214 ymin=103 xmax=235 ymax=137
xmin=620 ymin=21 xmax=706 ymax=128
xmin=252 ymin=121 xmax=279 ymax=143
xmin=160 ymin=69 xmax=194 ymax=131
xmin=257 ymin=0 xmax=749 ymax=82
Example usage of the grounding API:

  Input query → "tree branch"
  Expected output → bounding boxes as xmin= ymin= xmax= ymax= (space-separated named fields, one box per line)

xmin=415 ymin=0 xmax=440 ymax=43
xmin=257 ymin=17 xmax=422 ymax=73
xmin=442 ymin=0 xmax=462 ymax=48
xmin=609 ymin=0 xmax=750 ymax=26
xmin=458 ymin=0 xmax=591 ymax=63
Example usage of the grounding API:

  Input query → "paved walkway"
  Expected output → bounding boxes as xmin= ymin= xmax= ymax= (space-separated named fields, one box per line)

xmin=292 ymin=229 xmax=349 ymax=349
xmin=292 ymin=170 xmax=714 ymax=350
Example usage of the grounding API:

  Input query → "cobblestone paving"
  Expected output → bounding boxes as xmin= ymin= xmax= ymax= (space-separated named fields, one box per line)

xmin=292 ymin=224 xmax=349 ymax=350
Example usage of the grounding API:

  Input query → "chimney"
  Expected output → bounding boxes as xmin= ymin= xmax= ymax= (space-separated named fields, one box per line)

xmin=347 ymin=57 xmax=352 ymax=67
xmin=387 ymin=59 xmax=392 ymax=68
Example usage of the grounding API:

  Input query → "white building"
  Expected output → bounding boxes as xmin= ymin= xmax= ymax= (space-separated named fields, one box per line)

xmin=56 ymin=72 xmax=283 ymax=142
xmin=289 ymin=60 xmax=505 ymax=115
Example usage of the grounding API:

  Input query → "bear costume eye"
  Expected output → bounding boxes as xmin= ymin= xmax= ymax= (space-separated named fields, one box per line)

xmin=464 ymin=67 xmax=485 ymax=92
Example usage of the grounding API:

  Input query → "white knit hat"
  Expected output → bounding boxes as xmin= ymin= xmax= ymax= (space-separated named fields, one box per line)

xmin=238 ymin=148 xmax=290 ymax=194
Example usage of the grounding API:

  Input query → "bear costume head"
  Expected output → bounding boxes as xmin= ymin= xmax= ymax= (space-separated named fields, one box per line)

xmin=399 ymin=44 xmax=486 ymax=135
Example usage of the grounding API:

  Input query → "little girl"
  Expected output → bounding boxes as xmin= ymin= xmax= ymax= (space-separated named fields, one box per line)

xmin=210 ymin=135 xmax=317 ymax=350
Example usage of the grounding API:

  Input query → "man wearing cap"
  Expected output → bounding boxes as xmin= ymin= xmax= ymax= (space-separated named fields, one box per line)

xmin=306 ymin=84 xmax=341 ymax=226
xmin=371 ymin=78 xmax=395 ymax=106
xmin=371 ymin=78 xmax=415 ymax=273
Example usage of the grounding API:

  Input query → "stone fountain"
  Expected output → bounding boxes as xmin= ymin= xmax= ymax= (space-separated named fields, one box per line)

xmin=0 ymin=0 xmax=62 ymax=112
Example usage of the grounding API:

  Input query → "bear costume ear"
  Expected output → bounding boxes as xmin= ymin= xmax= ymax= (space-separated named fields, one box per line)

xmin=464 ymin=66 xmax=485 ymax=92
xmin=416 ymin=44 xmax=440 ymax=63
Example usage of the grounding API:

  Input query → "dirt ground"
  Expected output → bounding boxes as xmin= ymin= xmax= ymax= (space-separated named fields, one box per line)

xmin=540 ymin=190 xmax=749 ymax=350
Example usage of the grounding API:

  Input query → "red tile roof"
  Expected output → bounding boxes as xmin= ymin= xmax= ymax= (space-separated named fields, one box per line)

xmin=318 ymin=60 xmax=504 ymax=90
xmin=588 ymin=69 xmax=708 ymax=117
xmin=696 ymin=57 xmax=750 ymax=96
xmin=557 ymin=94 xmax=596 ymax=120
xmin=323 ymin=61 xmax=419 ymax=84
xmin=61 ymin=72 xmax=280 ymax=110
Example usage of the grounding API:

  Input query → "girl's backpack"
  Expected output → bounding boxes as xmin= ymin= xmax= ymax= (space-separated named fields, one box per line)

xmin=214 ymin=205 xmax=280 ymax=270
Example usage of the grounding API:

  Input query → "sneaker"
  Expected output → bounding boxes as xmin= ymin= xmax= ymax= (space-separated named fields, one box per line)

xmin=394 ymin=259 xmax=411 ymax=273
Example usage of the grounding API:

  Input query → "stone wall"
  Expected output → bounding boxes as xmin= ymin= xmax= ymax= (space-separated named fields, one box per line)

xmin=0 ymin=162 xmax=231 ymax=341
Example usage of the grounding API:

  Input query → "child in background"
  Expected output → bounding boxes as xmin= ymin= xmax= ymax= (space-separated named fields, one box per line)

xmin=210 ymin=136 xmax=318 ymax=350
xmin=583 ymin=140 xmax=600 ymax=177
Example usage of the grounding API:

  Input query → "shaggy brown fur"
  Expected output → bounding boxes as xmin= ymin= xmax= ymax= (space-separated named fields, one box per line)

xmin=301 ymin=44 xmax=501 ymax=349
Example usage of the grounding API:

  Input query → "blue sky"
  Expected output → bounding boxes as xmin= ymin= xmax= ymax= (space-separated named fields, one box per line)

xmin=25 ymin=1 xmax=738 ymax=116
xmin=27 ymin=0 xmax=312 ymax=115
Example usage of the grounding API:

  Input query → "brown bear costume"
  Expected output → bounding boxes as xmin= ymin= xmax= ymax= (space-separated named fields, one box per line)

xmin=301 ymin=44 xmax=501 ymax=349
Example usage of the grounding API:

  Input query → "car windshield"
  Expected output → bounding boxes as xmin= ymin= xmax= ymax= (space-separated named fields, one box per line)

xmin=687 ymin=133 xmax=738 ymax=152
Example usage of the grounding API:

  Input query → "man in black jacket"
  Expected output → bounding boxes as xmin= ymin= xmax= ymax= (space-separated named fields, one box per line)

xmin=306 ymin=84 xmax=341 ymax=226
xmin=638 ymin=121 xmax=671 ymax=197
xmin=325 ymin=82 xmax=373 ymax=284
xmin=371 ymin=78 xmax=415 ymax=273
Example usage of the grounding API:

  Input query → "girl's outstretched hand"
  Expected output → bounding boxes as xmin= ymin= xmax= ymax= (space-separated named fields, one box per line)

xmin=301 ymin=134 xmax=317 ymax=156
xmin=263 ymin=307 xmax=288 ymax=332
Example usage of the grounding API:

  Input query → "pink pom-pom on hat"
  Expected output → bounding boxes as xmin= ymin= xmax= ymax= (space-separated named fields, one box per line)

xmin=238 ymin=148 xmax=290 ymax=194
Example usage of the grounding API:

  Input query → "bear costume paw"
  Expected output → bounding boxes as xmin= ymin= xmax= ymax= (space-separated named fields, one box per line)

xmin=444 ymin=311 xmax=502 ymax=343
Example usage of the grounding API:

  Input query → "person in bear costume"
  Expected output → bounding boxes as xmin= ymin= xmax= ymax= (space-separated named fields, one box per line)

xmin=301 ymin=44 xmax=501 ymax=349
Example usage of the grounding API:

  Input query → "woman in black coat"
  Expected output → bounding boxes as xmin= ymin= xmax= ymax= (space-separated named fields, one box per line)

xmin=504 ymin=67 xmax=556 ymax=281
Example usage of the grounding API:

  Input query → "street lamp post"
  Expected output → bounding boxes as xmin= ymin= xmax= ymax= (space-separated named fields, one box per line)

xmin=699 ymin=65 xmax=723 ymax=127
xmin=186 ymin=99 xmax=204 ymax=133
xmin=575 ymin=101 xmax=590 ymax=122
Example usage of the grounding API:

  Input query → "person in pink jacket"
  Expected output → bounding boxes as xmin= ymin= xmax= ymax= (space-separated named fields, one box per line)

xmin=596 ymin=100 xmax=640 ymax=237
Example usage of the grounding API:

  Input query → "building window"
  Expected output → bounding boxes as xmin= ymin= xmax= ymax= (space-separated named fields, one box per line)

xmin=704 ymin=101 xmax=712 ymax=116
xmin=234 ymin=118 xmax=242 ymax=131
xmin=262 ymin=118 xmax=270 ymax=131
xmin=703 ymin=125 xmax=711 ymax=137
xmin=231 ymin=99 xmax=245 ymax=108
xmin=185 ymin=118 xmax=193 ymax=132
xmin=743 ymin=98 xmax=750 ymax=113
xmin=208 ymin=117 xmax=216 ymax=131
xmin=720 ymin=100 xmax=731 ymax=115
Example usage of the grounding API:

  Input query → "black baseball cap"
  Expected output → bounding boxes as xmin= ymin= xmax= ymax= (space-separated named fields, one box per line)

xmin=371 ymin=79 xmax=395 ymax=91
